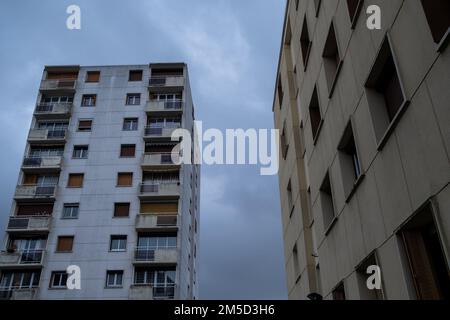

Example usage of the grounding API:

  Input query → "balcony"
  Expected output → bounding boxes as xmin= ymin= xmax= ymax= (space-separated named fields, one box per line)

xmin=148 ymin=75 xmax=184 ymax=88
xmin=133 ymin=247 xmax=178 ymax=266
xmin=145 ymin=100 xmax=183 ymax=114
xmin=6 ymin=216 xmax=52 ymax=234
xmin=14 ymin=185 xmax=56 ymax=201
xmin=128 ymin=285 xmax=176 ymax=300
xmin=0 ymin=288 xmax=38 ymax=300
xmin=22 ymin=156 xmax=62 ymax=173
xmin=40 ymin=79 xmax=76 ymax=91
xmin=34 ymin=103 xmax=72 ymax=119
xmin=141 ymin=153 xmax=180 ymax=169
xmin=28 ymin=129 xmax=67 ymax=144
xmin=143 ymin=126 xmax=181 ymax=141
xmin=139 ymin=182 xmax=180 ymax=200
xmin=0 ymin=250 xmax=45 ymax=269
xmin=135 ymin=214 xmax=178 ymax=232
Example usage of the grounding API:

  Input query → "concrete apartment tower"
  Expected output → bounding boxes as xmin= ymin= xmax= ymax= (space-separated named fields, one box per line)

xmin=274 ymin=0 xmax=450 ymax=299
xmin=0 ymin=63 xmax=200 ymax=300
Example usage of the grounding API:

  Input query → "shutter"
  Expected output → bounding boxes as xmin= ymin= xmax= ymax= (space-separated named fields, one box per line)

xmin=114 ymin=203 xmax=130 ymax=217
xmin=117 ymin=173 xmax=133 ymax=186
xmin=120 ymin=145 xmax=136 ymax=157
xmin=16 ymin=204 xmax=54 ymax=216
xmin=140 ymin=203 xmax=178 ymax=213
xmin=402 ymin=230 xmax=441 ymax=300
xmin=68 ymin=174 xmax=84 ymax=187
xmin=57 ymin=236 xmax=74 ymax=252
xmin=129 ymin=70 xmax=143 ymax=81
xmin=78 ymin=120 xmax=92 ymax=129
xmin=86 ymin=71 xmax=100 ymax=82
xmin=23 ymin=174 xmax=37 ymax=185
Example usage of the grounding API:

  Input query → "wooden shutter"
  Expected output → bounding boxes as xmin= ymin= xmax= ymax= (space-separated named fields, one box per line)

xmin=117 ymin=173 xmax=133 ymax=186
xmin=23 ymin=174 xmax=37 ymax=185
xmin=17 ymin=204 xmax=54 ymax=216
xmin=78 ymin=120 xmax=92 ymax=130
xmin=120 ymin=145 xmax=136 ymax=157
xmin=68 ymin=174 xmax=84 ymax=187
xmin=140 ymin=203 xmax=178 ymax=213
xmin=86 ymin=71 xmax=100 ymax=82
xmin=129 ymin=70 xmax=143 ymax=81
xmin=57 ymin=236 xmax=74 ymax=252
xmin=114 ymin=203 xmax=130 ymax=217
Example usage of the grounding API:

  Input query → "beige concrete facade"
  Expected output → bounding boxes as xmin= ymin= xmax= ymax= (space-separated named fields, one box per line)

xmin=274 ymin=0 xmax=450 ymax=300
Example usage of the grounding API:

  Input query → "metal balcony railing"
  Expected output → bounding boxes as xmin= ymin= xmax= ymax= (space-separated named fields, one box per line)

xmin=35 ymin=102 xmax=72 ymax=114
xmin=7 ymin=215 xmax=52 ymax=231
xmin=0 ymin=249 xmax=44 ymax=265
xmin=149 ymin=75 xmax=183 ymax=87
xmin=144 ymin=125 xmax=181 ymax=136
xmin=15 ymin=185 xmax=56 ymax=198
xmin=153 ymin=285 xmax=175 ymax=299
xmin=140 ymin=181 xmax=180 ymax=194
xmin=0 ymin=287 xmax=38 ymax=300
xmin=28 ymin=129 xmax=67 ymax=141
xmin=134 ymin=247 xmax=177 ymax=261
xmin=22 ymin=156 xmax=62 ymax=169
xmin=40 ymin=79 xmax=76 ymax=90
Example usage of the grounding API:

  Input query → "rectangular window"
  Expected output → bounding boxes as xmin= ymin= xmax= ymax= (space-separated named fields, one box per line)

xmin=62 ymin=203 xmax=79 ymax=219
xmin=309 ymin=86 xmax=323 ymax=143
xmin=67 ymin=173 xmax=84 ymax=188
xmin=126 ymin=93 xmax=141 ymax=105
xmin=81 ymin=94 xmax=96 ymax=107
xmin=332 ymin=282 xmax=346 ymax=300
xmin=322 ymin=22 xmax=342 ymax=97
xmin=320 ymin=172 xmax=336 ymax=234
xmin=123 ymin=118 xmax=138 ymax=131
xmin=106 ymin=271 xmax=124 ymax=288
xmin=77 ymin=119 xmax=92 ymax=132
xmin=346 ymin=0 xmax=364 ymax=28
xmin=120 ymin=144 xmax=136 ymax=158
xmin=50 ymin=271 xmax=68 ymax=289
xmin=277 ymin=75 xmax=283 ymax=108
xmin=281 ymin=123 xmax=289 ymax=159
xmin=110 ymin=235 xmax=127 ymax=252
xmin=287 ymin=180 xmax=294 ymax=216
xmin=420 ymin=0 xmax=450 ymax=50
xmin=72 ymin=145 xmax=89 ymax=159
xmin=117 ymin=172 xmax=133 ymax=187
xmin=399 ymin=203 xmax=450 ymax=300
xmin=85 ymin=71 xmax=100 ymax=83
xmin=56 ymin=236 xmax=74 ymax=252
xmin=365 ymin=35 xmax=408 ymax=149
xmin=114 ymin=203 xmax=130 ymax=218
xmin=129 ymin=70 xmax=143 ymax=81
xmin=300 ymin=16 xmax=312 ymax=69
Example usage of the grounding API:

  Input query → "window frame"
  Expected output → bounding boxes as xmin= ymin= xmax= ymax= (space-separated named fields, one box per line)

xmin=77 ymin=119 xmax=93 ymax=132
xmin=125 ymin=93 xmax=141 ymax=106
xmin=49 ymin=271 xmax=68 ymax=289
xmin=128 ymin=70 xmax=143 ymax=82
xmin=81 ymin=94 xmax=97 ymax=107
xmin=109 ymin=235 xmax=127 ymax=252
xmin=72 ymin=145 xmax=89 ymax=159
xmin=106 ymin=270 xmax=124 ymax=288
xmin=123 ymin=118 xmax=138 ymax=131
xmin=62 ymin=203 xmax=79 ymax=219
xmin=85 ymin=71 xmax=100 ymax=83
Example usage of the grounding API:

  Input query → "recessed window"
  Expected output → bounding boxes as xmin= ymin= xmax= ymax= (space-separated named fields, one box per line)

xmin=56 ymin=236 xmax=74 ymax=252
xmin=314 ymin=0 xmax=322 ymax=17
xmin=81 ymin=94 xmax=96 ymax=107
xmin=320 ymin=172 xmax=336 ymax=234
xmin=300 ymin=16 xmax=312 ymax=70
xmin=309 ymin=86 xmax=323 ymax=143
xmin=85 ymin=71 xmax=100 ymax=83
xmin=72 ymin=145 xmax=89 ymax=159
xmin=50 ymin=271 xmax=68 ymax=289
xmin=277 ymin=74 xmax=284 ymax=108
xmin=293 ymin=244 xmax=300 ymax=281
xmin=114 ymin=203 xmax=130 ymax=218
xmin=322 ymin=22 xmax=342 ymax=97
xmin=77 ymin=119 xmax=92 ymax=132
xmin=332 ymin=282 xmax=346 ymax=300
xmin=67 ymin=173 xmax=84 ymax=188
xmin=420 ymin=0 xmax=450 ymax=51
xmin=129 ymin=70 xmax=143 ymax=82
xmin=346 ymin=0 xmax=364 ymax=28
xmin=338 ymin=122 xmax=362 ymax=200
xmin=117 ymin=172 xmax=133 ymax=187
xmin=110 ymin=235 xmax=127 ymax=252
xmin=365 ymin=35 xmax=408 ymax=149
xmin=62 ymin=203 xmax=79 ymax=219
xmin=287 ymin=180 xmax=294 ymax=217
xmin=356 ymin=253 xmax=384 ymax=300
xmin=106 ymin=270 xmax=124 ymax=288
xmin=120 ymin=144 xmax=136 ymax=158
xmin=123 ymin=118 xmax=138 ymax=131
xmin=126 ymin=93 xmax=141 ymax=105
xmin=281 ymin=122 xmax=289 ymax=159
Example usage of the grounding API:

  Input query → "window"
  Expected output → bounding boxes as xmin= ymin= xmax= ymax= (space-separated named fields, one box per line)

xmin=346 ymin=0 xmax=363 ymax=28
xmin=322 ymin=22 xmax=342 ymax=97
xmin=293 ymin=244 xmax=300 ymax=281
xmin=314 ymin=0 xmax=322 ymax=17
xmin=117 ymin=172 xmax=133 ymax=187
xmin=126 ymin=93 xmax=141 ymax=105
xmin=67 ymin=173 xmax=84 ymax=188
xmin=309 ymin=86 xmax=323 ymax=143
xmin=287 ymin=180 xmax=294 ymax=217
xmin=106 ymin=271 xmax=123 ymax=288
xmin=62 ymin=203 xmax=79 ymax=219
xmin=300 ymin=16 xmax=312 ymax=69
xmin=280 ymin=123 xmax=289 ymax=159
xmin=114 ymin=203 xmax=130 ymax=218
xmin=320 ymin=172 xmax=336 ymax=234
xmin=129 ymin=70 xmax=143 ymax=82
xmin=85 ymin=71 xmax=100 ymax=83
xmin=110 ymin=235 xmax=127 ymax=252
xmin=277 ymin=74 xmax=283 ymax=108
xmin=28 ymin=146 xmax=64 ymax=158
xmin=399 ymin=202 xmax=450 ymax=300
xmin=365 ymin=35 xmax=408 ymax=149
xmin=338 ymin=122 xmax=362 ymax=200
xmin=356 ymin=253 xmax=384 ymax=300
xmin=56 ymin=236 xmax=74 ymax=252
xmin=120 ymin=144 xmax=136 ymax=157
xmin=72 ymin=145 xmax=89 ymax=159
xmin=81 ymin=94 xmax=96 ymax=107
xmin=137 ymin=234 xmax=177 ymax=250
xmin=50 ymin=271 xmax=68 ymax=289
xmin=77 ymin=119 xmax=92 ymax=132
xmin=123 ymin=118 xmax=138 ymax=131
xmin=332 ymin=282 xmax=346 ymax=300
xmin=420 ymin=0 xmax=450 ymax=51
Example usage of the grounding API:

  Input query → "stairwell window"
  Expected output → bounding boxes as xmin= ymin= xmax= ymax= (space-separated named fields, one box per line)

xmin=322 ymin=22 xmax=343 ymax=97
xmin=420 ymin=0 xmax=450 ymax=51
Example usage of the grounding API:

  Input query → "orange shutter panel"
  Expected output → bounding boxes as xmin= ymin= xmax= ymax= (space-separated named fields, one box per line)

xmin=23 ymin=174 xmax=37 ymax=185
xmin=86 ymin=71 xmax=100 ymax=82
xmin=117 ymin=173 xmax=133 ymax=186
xmin=68 ymin=174 xmax=84 ymax=187
xmin=120 ymin=145 xmax=136 ymax=157
xmin=140 ymin=203 xmax=178 ymax=213
xmin=78 ymin=120 xmax=92 ymax=129
xmin=114 ymin=203 xmax=130 ymax=217
xmin=129 ymin=70 xmax=143 ymax=81
xmin=57 ymin=236 xmax=74 ymax=252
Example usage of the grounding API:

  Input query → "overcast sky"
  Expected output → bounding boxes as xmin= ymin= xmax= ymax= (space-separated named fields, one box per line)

xmin=0 ymin=0 xmax=287 ymax=299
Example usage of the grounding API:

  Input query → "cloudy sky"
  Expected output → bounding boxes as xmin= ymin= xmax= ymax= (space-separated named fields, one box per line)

xmin=0 ymin=0 xmax=287 ymax=299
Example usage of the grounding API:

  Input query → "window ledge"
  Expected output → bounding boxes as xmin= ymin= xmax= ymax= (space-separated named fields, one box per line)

xmin=437 ymin=27 xmax=450 ymax=52
xmin=376 ymin=99 xmax=410 ymax=151
xmin=345 ymin=173 xmax=366 ymax=204
xmin=324 ymin=216 xmax=338 ymax=236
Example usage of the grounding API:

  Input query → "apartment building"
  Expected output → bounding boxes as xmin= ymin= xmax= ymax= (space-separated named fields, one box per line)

xmin=274 ymin=0 xmax=449 ymax=299
xmin=0 ymin=63 xmax=200 ymax=300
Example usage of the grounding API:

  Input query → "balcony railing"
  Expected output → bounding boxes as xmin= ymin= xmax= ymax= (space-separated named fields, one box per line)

xmin=144 ymin=125 xmax=181 ymax=137
xmin=149 ymin=75 xmax=184 ymax=87
xmin=0 ymin=249 xmax=45 ymax=266
xmin=28 ymin=129 xmax=67 ymax=142
xmin=129 ymin=284 xmax=176 ymax=300
xmin=142 ymin=153 xmax=180 ymax=166
xmin=134 ymin=247 xmax=178 ymax=264
xmin=139 ymin=182 xmax=180 ymax=198
xmin=136 ymin=214 xmax=178 ymax=231
xmin=153 ymin=285 xmax=176 ymax=299
xmin=14 ymin=185 xmax=56 ymax=199
xmin=40 ymin=79 xmax=76 ymax=90
xmin=0 ymin=287 xmax=38 ymax=300
xmin=34 ymin=103 xmax=72 ymax=116
xmin=145 ymin=100 xmax=184 ymax=113
xmin=7 ymin=216 xmax=52 ymax=232
xmin=22 ymin=156 xmax=62 ymax=170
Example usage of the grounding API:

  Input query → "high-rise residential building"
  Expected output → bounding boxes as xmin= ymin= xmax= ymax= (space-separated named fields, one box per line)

xmin=0 ymin=63 xmax=200 ymax=300
xmin=274 ymin=0 xmax=449 ymax=300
